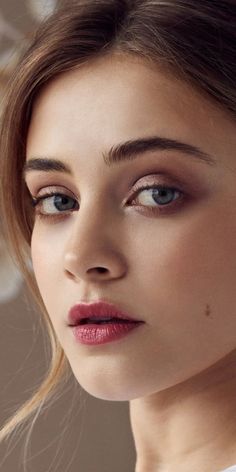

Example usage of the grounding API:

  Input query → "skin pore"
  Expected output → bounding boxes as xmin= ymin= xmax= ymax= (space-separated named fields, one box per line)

xmin=24 ymin=53 xmax=236 ymax=471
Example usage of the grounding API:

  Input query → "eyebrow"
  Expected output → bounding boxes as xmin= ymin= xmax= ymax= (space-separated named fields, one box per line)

xmin=23 ymin=135 xmax=216 ymax=177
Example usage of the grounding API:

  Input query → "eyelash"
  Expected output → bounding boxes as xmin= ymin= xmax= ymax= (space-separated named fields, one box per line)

xmin=30 ymin=183 xmax=186 ymax=223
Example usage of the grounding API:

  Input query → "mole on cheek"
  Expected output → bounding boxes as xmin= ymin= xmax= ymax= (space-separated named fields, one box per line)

xmin=205 ymin=304 xmax=211 ymax=317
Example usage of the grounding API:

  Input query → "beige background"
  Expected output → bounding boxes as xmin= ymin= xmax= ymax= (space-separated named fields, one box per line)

xmin=0 ymin=1 xmax=136 ymax=470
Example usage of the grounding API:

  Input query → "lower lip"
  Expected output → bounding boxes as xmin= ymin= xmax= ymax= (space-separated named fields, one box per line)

xmin=70 ymin=321 xmax=144 ymax=345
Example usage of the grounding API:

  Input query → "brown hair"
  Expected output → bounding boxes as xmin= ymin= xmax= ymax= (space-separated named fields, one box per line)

xmin=0 ymin=0 xmax=235 ymax=452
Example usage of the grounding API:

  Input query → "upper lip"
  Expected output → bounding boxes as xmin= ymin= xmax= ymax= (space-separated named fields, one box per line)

xmin=67 ymin=300 xmax=144 ymax=326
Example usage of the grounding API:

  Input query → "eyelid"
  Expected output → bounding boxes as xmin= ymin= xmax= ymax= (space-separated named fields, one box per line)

xmin=128 ymin=173 xmax=186 ymax=197
xmin=31 ymin=180 xmax=187 ymax=214
xmin=33 ymin=184 xmax=77 ymax=200
xmin=31 ymin=177 xmax=182 ymax=199
xmin=30 ymin=174 xmax=188 ymax=204
xmin=29 ymin=169 xmax=190 ymax=198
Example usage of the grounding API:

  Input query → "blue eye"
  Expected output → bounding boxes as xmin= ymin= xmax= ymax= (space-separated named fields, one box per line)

xmin=31 ymin=182 xmax=185 ymax=223
xmin=32 ymin=192 xmax=78 ymax=216
xmin=128 ymin=184 xmax=184 ymax=214
xmin=132 ymin=185 xmax=180 ymax=207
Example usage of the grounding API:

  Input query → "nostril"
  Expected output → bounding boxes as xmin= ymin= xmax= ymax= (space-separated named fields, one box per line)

xmin=87 ymin=266 xmax=108 ymax=276
xmin=96 ymin=267 xmax=108 ymax=274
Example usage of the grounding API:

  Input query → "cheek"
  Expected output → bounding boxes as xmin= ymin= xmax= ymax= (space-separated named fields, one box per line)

xmin=31 ymin=231 xmax=50 ymax=279
xmin=133 ymin=203 xmax=236 ymax=330
xmin=30 ymin=225 xmax=64 ymax=310
xmin=172 ymin=205 xmax=236 ymax=300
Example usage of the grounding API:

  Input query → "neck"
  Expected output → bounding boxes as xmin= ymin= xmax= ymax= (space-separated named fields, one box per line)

xmin=129 ymin=350 xmax=236 ymax=472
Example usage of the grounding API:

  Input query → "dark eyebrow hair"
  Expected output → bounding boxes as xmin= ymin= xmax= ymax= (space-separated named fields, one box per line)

xmin=23 ymin=135 xmax=216 ymax=177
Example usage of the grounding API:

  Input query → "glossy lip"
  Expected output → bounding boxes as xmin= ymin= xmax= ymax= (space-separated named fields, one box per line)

xmin=67 ymin=300 xmax=144 ymax=326
xmin=71 ymin=321 xmax=143 ymax=345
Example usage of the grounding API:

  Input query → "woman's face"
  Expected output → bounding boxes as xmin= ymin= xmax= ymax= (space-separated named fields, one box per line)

xmin=25 ymin=53 xmax=236 ymax=401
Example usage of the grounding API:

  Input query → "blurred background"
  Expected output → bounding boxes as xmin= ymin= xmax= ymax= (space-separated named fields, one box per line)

xmin=0 ymin=1 xmax=136 ymax=470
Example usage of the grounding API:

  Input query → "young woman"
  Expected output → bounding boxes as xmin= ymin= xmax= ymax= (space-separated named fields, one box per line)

xmin=1 ymin=1 xmax=236 ymax=470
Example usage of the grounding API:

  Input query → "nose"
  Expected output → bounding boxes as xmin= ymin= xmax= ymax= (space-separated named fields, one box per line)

xmin=63 ymin=207 xmax=127 ymax=283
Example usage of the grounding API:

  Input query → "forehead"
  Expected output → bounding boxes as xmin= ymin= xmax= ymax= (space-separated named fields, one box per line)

xmin=30 ymin=53 xmax=209 ymax=124
xmin=26 ymin=53 xmax=236 ymax=172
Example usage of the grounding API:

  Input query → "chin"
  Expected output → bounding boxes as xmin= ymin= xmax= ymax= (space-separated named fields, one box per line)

xmin=75 ymin=378 xmax=137 ymax=401
xmin=72 ymin=373 xmax=161 ymax=402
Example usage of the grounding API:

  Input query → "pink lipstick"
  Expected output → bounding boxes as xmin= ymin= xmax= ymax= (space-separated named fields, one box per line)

xmin=68 ymin=300 xmax=145 ymax=345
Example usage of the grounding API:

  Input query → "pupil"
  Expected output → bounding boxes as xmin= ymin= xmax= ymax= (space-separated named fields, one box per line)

xmin=54 ymin=195 xmax=74 ymax=211
xmin=153 ymin=188 xmax=174 ymax=205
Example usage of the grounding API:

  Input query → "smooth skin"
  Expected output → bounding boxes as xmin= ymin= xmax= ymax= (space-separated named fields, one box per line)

xmin=25 ymin=53 xmax=236 ymax=471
